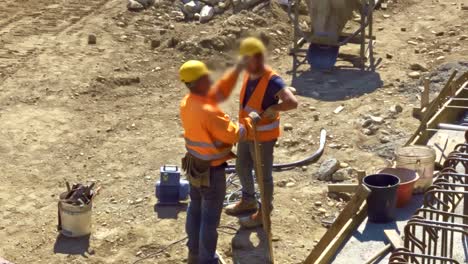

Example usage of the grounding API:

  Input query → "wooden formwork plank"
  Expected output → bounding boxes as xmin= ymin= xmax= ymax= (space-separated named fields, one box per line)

xmin=304 ymin=184 xmax=371 ymax=264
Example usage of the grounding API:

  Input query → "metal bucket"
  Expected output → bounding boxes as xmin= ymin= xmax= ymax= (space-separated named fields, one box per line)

xmin=58 ymin=200 xmax=92 ymax=237
xmin=396 ymin=145 xmax=436 ymax=194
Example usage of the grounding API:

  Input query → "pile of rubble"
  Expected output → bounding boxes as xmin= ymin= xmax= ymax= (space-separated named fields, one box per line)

xmin=128 ymin=0 xmax=268 ymax=23
xmin=177 ymin=0 xmax=269 ymax=23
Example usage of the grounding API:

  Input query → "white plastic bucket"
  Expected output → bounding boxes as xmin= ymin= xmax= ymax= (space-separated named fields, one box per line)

xmin=58 ymin=200 xmax=92 ymax=237
xmin=396 ymin=145 xmax=436 ymax=194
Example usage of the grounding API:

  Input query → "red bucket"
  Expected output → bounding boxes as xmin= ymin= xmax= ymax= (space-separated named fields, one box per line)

xmin=377 ymin=168 xmax=419 ymax=208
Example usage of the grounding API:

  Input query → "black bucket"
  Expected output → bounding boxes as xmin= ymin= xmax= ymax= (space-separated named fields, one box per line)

xmin=363 ymin=174 xmax=400 ymax=223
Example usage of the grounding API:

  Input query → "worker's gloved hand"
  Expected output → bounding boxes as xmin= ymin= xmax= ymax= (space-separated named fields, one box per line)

xmin=248 ymin=111 xmax=261 ymax=124
xmin=262 ymin=106 xmax=279 ymax=120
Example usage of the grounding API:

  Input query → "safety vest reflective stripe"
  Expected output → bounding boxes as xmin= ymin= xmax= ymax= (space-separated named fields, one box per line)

xmin=256 ymin=120 xmax=280 ymax=132
xmin=185 ymin=138 xmax=225 ymax=148
xmin=186 ymin=147 xmax=232 ymax=161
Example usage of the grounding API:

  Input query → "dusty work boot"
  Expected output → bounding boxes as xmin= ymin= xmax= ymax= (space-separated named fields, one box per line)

xmin=224 ymin=199 xmax=257 ymax=216
xmin=239 ymin=210 xmax=263 ymax=228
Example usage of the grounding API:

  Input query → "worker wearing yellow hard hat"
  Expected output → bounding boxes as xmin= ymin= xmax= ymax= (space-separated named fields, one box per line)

xmin=225 ymin=37 xmax=299 ymax=228
xmin=179 ymin=59 xmax=259 ymax=264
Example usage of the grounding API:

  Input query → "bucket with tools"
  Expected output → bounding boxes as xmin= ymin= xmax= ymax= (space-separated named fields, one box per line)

xmin=58 ymin=182 xmax=97 ymax=237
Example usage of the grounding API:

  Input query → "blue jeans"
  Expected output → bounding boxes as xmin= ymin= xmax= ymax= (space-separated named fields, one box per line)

xmin=235 ymin=140 xmax=275 ymax=210
xmin=186 ymin=165 xmax=226 ymax=264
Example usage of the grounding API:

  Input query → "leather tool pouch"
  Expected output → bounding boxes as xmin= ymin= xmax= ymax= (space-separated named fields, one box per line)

xmin=182 ymin=153 xmax=211 ymax=188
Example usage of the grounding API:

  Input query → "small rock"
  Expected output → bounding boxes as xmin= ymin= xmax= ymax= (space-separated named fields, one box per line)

xmin=283 ymin=123 xmax=293 ymax=131
xmin=407 ymin=40 xmax=418 ymax=46
xmin=150 ymin=39 xmax=160 ymax=49
xmin=340 ymin=162 xmax=349 ymax=168
xmin=127 ymin=0 xmax=144 ymax=10
xmin=362 ymin=128 xmax=374 ymax=136
xmin=370 ymin=115 xmax=384 ymax=124
xmin=333 ymin=105 xmax=344 ymax=114
xmin=459 ymin=35 xmax=467 ymax=40
xmin=199 ymin=5 xmax=214 ymax=23
xmin=313 ymin=114 xmax=320 ymax=121
xmin=390 ymin=104 xmax=403 ymax=113
xmin=408 ymin=71 xmax=421 ymax=79
xmin=434 ymin=31 xmax=444 ymax=36
xmin=183 ymin=1 xmax=201 ymax=14
xmin=317 ymin=208 xmax=327 ymax=214
xmin=88 ymin=34 xmax=97 ymax=45
xmin=383 ymin=14 xmax=390 ymax=18
xmin=361 ymin=118 xmax=372 ymax=128
xmin=314 ymin=201 xmax=322 ymax=207
xmin=332 ymin=168 xmax=351 ymax=182
xmin=448 ymin=30 xmax=456 ymax=36
xmin=309 ymin=106 xmax=316 ymax=111
xmin=285 ymin=182 xmax=296 ymax=188
xmin=409 ymin=63 xmax=428 ymax=72
xmin=276 ymin=180 xmax=287 ymax=187
xmin=436 ymin=56 xmax=445 ymax=61
xmin=301 ymin=166 xmax=308 ymax=171
xmin=400 ymin=27 xmax=406 ymax=32
xmin=379 ymin=135 xmax=390 ymax=143
xmin=317 ymin=158 xmax=340 ymax=181
xmin=386 ymin=53 xmax=393 ymax=59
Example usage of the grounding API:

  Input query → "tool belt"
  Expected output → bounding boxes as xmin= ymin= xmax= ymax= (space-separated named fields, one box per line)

xmin=182 ymin=152 xmax=211 ymax=188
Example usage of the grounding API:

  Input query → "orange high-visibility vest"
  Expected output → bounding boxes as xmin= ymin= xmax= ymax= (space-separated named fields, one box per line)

xmin=181 ymin=95 xmax=236 ymax=166
xmin=180 ymin=70 xmax=246 ymax=166
xmin=239 ymin=67 xmax=280 ymax=142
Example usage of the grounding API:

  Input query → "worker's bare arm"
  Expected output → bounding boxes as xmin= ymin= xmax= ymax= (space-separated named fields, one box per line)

xmin=263 ymin=87 xmax=298 ymax=118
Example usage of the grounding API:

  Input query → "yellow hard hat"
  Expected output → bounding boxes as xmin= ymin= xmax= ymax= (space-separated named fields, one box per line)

xmin=179 ymin=60 xmax=210 ymax=83
xmin=239 ymin=37 xmax=266 ymax=56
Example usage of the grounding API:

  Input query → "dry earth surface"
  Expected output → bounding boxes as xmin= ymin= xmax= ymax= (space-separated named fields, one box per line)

xmin=0 ymin=0 xmax=467 ymax=263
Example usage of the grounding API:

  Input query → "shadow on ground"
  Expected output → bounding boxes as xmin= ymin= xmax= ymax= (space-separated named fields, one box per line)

xmin=53 ymin=234 xmax=93 ymax=257
xmin=332 ymin=195 xmax=424 ymax=263
xmin=290 ymin=67 xmax=383 ymax=101
xmin=154 ymin=203 xmax=188 ymax=219
xmin=231 ymin=227 xmax=268 ymax=264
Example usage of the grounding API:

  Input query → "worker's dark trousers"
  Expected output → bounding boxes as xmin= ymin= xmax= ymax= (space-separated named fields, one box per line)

xmin=236 ymin=140 xmax=275 ymax=211
xmin=186 ymin=164 xmax=226 ymax=264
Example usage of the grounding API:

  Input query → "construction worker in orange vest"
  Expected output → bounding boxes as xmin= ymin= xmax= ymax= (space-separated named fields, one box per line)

xmin=179 ymin=60 xmax=259 ymax=264
xmin=225 ymin=37 xmax=298 ymax=228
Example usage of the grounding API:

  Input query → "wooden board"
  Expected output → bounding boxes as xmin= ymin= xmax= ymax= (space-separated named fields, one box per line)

xmin=384 ymin=230 xmax=403 ymax=248
xmin=328 ymin=184 xmax=358 ymax=193
xmin=315 ymin=203 xmax=368 ymax=264
xmin=304 ymin=184 xmax=371 ymax=264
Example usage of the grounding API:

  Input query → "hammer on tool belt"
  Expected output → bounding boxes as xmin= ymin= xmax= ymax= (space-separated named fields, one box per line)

xmin=250 ymin=112 xmax=274 ymax=264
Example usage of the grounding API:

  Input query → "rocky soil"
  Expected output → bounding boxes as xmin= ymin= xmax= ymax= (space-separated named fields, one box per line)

xmin=0 ymin=0 xmax=466 ymax=263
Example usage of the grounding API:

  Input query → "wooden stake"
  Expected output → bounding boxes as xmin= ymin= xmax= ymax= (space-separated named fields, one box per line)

xmin=252 ymin=124 xmax=274 ymax=264
xmin=304 ymin=185 xmax=371 ymax=264
xmin=421 ymin=77 xmax=430 ymax=109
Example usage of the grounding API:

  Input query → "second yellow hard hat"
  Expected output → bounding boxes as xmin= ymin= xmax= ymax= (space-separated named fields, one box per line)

xmin=239 ymin=37 xmax=266 ymax=56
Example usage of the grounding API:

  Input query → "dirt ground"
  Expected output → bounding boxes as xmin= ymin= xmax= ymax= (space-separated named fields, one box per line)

xmin=0 ymin=0 xmax=467 ymax=263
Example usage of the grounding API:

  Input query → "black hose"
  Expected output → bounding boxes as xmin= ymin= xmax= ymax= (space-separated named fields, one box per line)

xmin=225 ymin=128 xmax=327 ymax=173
